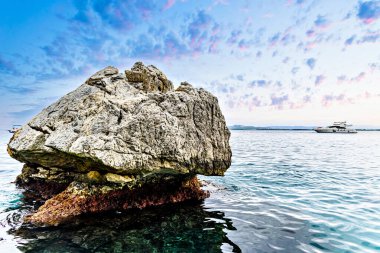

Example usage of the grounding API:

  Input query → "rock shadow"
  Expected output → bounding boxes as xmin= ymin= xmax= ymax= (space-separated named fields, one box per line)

xmin=7 ymin=201 xmax=241 ymax=253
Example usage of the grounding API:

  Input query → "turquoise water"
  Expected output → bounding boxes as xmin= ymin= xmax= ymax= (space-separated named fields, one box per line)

xmin=1 ymin=130 xmax=380 ymax=252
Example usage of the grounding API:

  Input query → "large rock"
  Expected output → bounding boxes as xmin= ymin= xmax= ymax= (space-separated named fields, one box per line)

xmin=8 ymin=62 xmax=231 ymax=226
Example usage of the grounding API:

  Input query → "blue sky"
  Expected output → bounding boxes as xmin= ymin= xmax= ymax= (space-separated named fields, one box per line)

xmin=0 ymin=0 xmax=379 ymax=129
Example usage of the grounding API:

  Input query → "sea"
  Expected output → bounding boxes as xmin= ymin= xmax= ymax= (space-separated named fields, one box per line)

xmin=0 ymin=130 xmax=380 ymax=253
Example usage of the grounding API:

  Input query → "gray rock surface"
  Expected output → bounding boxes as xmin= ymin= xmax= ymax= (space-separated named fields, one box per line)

xmin=8 ymin=62 xmax=231 ymax=178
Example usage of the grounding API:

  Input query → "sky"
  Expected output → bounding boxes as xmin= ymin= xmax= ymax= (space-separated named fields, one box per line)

xmin=0 ymin=0 xmax=379 ymax=129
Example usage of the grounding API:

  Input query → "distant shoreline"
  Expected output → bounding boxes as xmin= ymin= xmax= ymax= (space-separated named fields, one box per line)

xmin=229 ymin=126 xmax=380 ymax=131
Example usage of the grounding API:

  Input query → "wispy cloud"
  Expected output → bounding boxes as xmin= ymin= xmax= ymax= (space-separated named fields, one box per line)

xmin=8 ymin=107 xmax=42 ymax=119
xmin=227 ymin=30 xmax=242 ymax=45
xmin=358 ymin=32 xmax=380 ymax=43
xmin=344 ymin=35 xmax=356 ymax=45
xmin=186 ymin=10 xmax=214 ymax=51
xmin=248 ymin=80 xmax=267 ymax=87
xmin=314 ymin=15 xmax=330 ymax=28
xmin=306 ymin=58 xmax=316 ymax=69
xmin=270 ymin=94 xmax=289 ymax=109
xmin=322 ymin=94 xmax=346 ymax=106
xmin=315 ymin=75 xmax=326 ymax=86
xmin=72 ymin=0 xmax=158 ymax=31
xmin=163 ymin=0 xmax=176 ymax=10
xmin=1 ymin=0 xmax=380 ymax=126
xmin=357 ymin=1 xmax=380 ymax=24
xmin=0 ymin=55 xmax=17 ymax=74
xmin=351 ymin=72 xmax=366 ymax=82
xmin=0 ymin=84 xmax=39 ymax=94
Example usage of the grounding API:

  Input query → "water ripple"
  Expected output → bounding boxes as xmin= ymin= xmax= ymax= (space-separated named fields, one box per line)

xmin=202 ymin=130 xmax=380 ymax=252
xmin=1 ymin=131 xmax=380 ymax=252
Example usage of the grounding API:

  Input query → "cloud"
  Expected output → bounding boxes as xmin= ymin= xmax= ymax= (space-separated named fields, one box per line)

xmin=337 ymin=75 xmax=347 ymax=83
xmin=208 ymin=80 xmax=236 ymax=95
xmin=208 ymin=34 xmax=222 ymax=53
xmin=357 ymin=1 xmax=380 ymax=24
xmin=0 ymin=55 xmax=17 ymax=74
xmin=256 ymin=51 xmax=262 ymax=58
xmin=128 ymin=34 xmax=160 ymax=58
xmin=270 ymin=94 xmax=289 ymax=109
xmin=268 ymin=33 xmax=280 ymax=46
xmin=186 ymin=10 xmax=214 ymax=50
xmin=40 ymin=35 xmax=79 ymax=74
xmin=369 ymin=62 xmax=380 ymax=71
xmin=127 ymin=30 xmax=189 ymax=59
xmin=351 ymin=72 xmax=366 ymax=82
xmin=248 ymin=80 xmax=267 ymax=87
xmin=314 ymin=15 xmax=329 ymax=28
xmin=8 ymin=107 xmax=42 ymax=119
xmin=236 ymin=74 xmax=244 ymax=81
xmin=306 ymin=58 xmax=316 ymax=69
xmin=358 ymin=32 xmax=380 ymax=43
xmin=163 ymin=0 xmax=176 ymax=10
xmin=321 ymin=94 xmax=346 ymax=106
xmin=250 ymin=96 xmax=262 ymax=107
xmin=303 ymin=95 xmax=311 ymax=103
xmin=0 ymin=84 xmax=39 ymax=94
xmin=336 ymin=72 xmax=367 ymax=84
xmin=267 ymin=28 xmax=295 ymax=48
xmin=306 ymin=29 xmax=316 ymax=37
xmin=37 ymin=4 xmax=223 ymax=76
xmin=344 ymin=35 xmax=356 ymax=45
xmin=315 ymin=75 xmax=326 ymax=85
xmin=244 ymin=96 xmax=263 ymax=110
xmin=163 ymin=32 xmax=189 ymax=56
xmin=128 ymin=19 xmax=223 ymax=60
xmin=238 ymin=39 xmax=251 ymax=50
xmin=287 ymin=0 xmax=307 ymax=6
xmin=227 ymin=30 xmax=242 ymax=45
xmin=72 ymin=0 xmax=158 ymax=31
xmin=280 ymin=32 xmax=295 ymax=46
xmin=274 ymin=81 xmax=283 ymax=87
xmin=227 ymin=94 xmax=266 ymax=111
xmin=7 ymin=96 xmax=60 ymax=124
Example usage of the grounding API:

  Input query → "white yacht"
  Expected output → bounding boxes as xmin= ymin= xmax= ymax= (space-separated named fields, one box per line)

xmin=314 ymin=121 xmax=357 ymax=133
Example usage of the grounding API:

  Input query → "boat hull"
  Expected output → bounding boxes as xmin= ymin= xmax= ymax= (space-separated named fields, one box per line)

xmin=314 ymin=128 xmax=357 ymax=133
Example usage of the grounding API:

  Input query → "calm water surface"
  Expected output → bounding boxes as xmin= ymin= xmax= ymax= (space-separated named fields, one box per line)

xmin=0 ymin=130 xmax=380 ymax=252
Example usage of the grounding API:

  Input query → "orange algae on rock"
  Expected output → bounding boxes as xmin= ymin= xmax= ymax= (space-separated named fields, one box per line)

xmin=25 ymin=176 xmax=208 ymax=226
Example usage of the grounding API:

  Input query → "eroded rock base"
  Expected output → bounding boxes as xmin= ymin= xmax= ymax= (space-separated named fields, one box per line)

xmin=23 ymin=176 xmax=209 ymax=226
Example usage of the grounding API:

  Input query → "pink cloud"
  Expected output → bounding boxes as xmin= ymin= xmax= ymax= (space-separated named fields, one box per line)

xmin=208 ymin=39 xmax=220 ymax=53
xmin=364 ymin=18 xmax=377 ymax=24
xmin=163 ymin=0 xmax=176 ymax=10
xmin=351 ymin=72 xmax=366 ymax=82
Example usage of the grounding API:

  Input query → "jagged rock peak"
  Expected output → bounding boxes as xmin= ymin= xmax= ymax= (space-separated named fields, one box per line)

xmin=86 ymin=66 xmax=119 ymax=85
xmin=125 ymin=61 xmax=173 ymax=93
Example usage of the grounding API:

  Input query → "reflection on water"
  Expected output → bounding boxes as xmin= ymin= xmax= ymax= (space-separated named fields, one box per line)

xmin=6 ymin=202 xmax=241 ymax=253
xmin=1 ymin=131 xmax=380 ymax=252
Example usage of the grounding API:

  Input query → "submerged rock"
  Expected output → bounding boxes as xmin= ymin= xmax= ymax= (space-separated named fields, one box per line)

xmin=8 ymin=62 xmax=231 ymax=226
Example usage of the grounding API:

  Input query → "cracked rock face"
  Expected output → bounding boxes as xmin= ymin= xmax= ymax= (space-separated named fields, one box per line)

xmin=7 ymin=62 xmax=231 ymax=226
